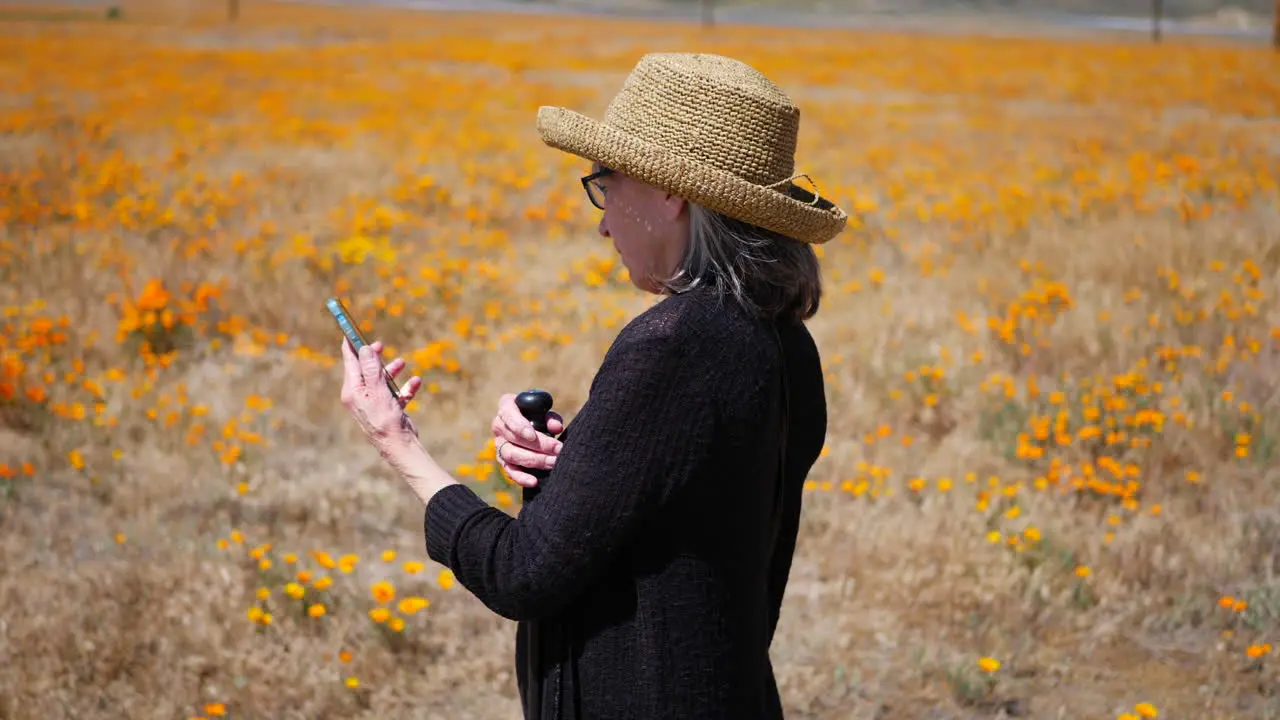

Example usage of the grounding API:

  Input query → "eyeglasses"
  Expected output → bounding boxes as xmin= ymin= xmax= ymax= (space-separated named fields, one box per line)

xmin=581 ymin=167 xmax=614 ymax=210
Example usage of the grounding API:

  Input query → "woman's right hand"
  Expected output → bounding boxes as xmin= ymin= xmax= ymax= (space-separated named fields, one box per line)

xmin=491 ymin=393 xmax=564 ymax=488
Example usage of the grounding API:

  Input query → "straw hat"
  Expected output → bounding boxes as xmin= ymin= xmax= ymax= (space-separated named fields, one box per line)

xmin=536 ymin=52 xmax=848 ymax=245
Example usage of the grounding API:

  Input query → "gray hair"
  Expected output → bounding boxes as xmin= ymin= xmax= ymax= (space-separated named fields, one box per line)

xmin=657 ymin=204 xmax=823 ymax=323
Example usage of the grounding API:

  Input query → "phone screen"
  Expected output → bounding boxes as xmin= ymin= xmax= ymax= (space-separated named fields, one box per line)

xmin=326 ymin=297 xmax=400 ymax=398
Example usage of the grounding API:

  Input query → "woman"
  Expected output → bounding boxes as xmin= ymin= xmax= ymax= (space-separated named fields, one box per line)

xmin=341 ymin=52 xmax=846 ymax=719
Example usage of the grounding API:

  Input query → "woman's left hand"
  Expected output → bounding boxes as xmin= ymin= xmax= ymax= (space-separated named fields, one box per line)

xmin=340 ymin=339 xmax=424 ymax=459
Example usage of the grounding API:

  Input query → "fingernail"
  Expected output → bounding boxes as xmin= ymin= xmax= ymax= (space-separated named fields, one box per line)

xmin=547 ymin=456 xmax=556 ymax=467
xmin=523 ymin=429 xmax=537 ymax=441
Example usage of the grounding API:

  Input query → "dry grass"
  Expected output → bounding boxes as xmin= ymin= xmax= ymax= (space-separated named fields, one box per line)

xmin=1 ymin=2 xmax=1279 ymax=718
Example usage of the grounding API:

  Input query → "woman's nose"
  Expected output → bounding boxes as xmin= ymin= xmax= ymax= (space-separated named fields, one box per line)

xmin=597 ymin=213 xmax=610 ymax=238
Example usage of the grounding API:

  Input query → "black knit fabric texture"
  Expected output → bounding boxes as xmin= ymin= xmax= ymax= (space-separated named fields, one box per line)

xmin=425 ymin=283 xmax=827 ymax=719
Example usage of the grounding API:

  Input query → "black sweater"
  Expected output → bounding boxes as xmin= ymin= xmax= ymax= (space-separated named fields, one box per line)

xmin=424 ymin=283 xmax=828 ymax=719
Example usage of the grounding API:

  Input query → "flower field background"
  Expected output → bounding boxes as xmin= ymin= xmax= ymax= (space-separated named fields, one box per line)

xmin=2 ymin=2 xmax=1279 ymax=718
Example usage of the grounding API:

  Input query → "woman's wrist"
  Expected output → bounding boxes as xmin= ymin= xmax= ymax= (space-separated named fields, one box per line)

xmin=383 ymin=434 xmax=458 ymax=506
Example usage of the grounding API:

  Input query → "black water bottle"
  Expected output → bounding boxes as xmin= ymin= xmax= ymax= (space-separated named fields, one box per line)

xmin=514 ymin=388 xmax=555 ymax=482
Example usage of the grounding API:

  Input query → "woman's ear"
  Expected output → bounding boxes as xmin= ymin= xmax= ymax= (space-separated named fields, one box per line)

xmin=661 ymin=192 xmax=687 ymax=222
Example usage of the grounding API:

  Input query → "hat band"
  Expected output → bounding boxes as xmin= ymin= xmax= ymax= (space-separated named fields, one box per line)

xmin=766 ymin=173 xmax=823 ymax=208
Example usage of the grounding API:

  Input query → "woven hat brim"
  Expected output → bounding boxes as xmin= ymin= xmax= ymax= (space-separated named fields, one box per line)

xmin=536 ymin=106 xmax=848 ymax=245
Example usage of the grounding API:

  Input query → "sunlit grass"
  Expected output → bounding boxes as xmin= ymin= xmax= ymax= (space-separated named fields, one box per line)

xmin=1 ymin=2 xmax=1278 ymax=718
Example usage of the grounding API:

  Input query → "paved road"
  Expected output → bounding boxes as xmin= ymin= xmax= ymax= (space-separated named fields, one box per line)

xmin=304 ymin=0 xmax=1274 ymax=41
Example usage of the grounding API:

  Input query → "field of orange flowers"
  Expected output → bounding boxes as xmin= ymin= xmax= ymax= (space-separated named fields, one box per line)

xmin=1 ymin=2 xmax=1278 ymax=718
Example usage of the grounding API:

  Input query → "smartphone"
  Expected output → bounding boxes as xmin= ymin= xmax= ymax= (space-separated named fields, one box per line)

xmin=326 ymin=297 xmax=400 ymax=400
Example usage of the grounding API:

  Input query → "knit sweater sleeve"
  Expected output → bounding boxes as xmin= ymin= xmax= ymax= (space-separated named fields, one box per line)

xmin=422 ymin=317 xmax=715 ymax=621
